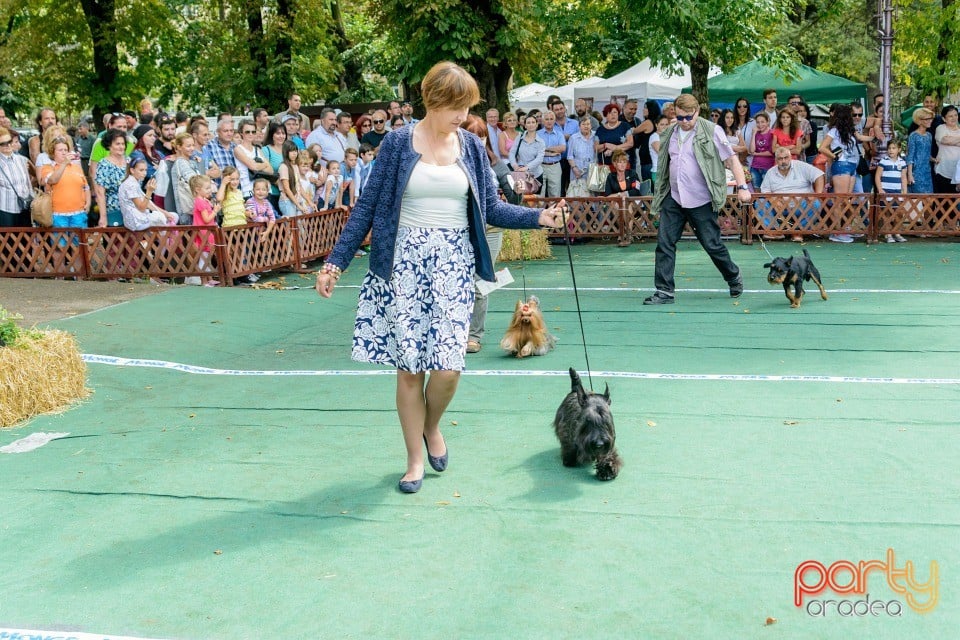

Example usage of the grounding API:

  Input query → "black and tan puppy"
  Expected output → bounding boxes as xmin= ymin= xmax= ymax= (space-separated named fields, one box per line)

xmin=764 ymin=248 xmax=828 ymax=308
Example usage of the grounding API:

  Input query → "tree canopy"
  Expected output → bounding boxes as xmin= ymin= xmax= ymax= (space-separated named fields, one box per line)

xmin=0 ymin=0 xmax=955 ymax=122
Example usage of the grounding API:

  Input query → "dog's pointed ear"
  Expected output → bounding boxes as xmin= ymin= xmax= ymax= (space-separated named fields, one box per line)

xmin=569 ymin=367 xmax=586 ymax=403
xmin=786 ymin=256 xmax=794 ymax=266
xmin=763 ymin=262 xmax=772 ymax=268
xmin=603 ymin=383 xmax=610 ymax=404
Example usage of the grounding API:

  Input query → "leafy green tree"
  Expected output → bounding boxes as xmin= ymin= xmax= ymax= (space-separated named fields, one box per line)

xmin=374 ymin=0 xmax=549 ymax=112
xmin=618 ymin=0 xmax=798 ymax=108
xmin=894 ymin=0 xmax=960 ymax=103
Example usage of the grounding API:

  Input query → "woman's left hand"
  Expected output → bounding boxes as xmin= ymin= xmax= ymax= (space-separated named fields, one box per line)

xmin=539 ymin=199 xmax=568 ymax=228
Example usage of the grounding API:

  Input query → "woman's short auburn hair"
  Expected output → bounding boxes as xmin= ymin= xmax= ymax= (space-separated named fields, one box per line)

xmin=460 ymin=114 xmax=487 ymax=139
xmin=611 ymin=149 xmax=629 ymax=164
xmin=602 ymin=103 xmax=620 ymax=117
xmin=421 ymin=61 xmax=481 ymax=112
xmin=674 ymin=93 xmax=699 ymax=113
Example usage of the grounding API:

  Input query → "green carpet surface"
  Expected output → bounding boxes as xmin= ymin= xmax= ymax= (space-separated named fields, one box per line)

xmin=1 ymin=240 xmax=957 ymax=639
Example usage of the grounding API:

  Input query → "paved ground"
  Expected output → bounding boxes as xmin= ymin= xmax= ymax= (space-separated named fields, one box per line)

xmin=0 ymin=278 xmax=170 ymax=326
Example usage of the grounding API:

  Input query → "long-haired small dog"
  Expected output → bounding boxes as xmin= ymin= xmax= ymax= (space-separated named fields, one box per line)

xmin=500 ymin=295 xmax=556 ymax=358
xmin=554 ymin=368 xmax=621 ymax=480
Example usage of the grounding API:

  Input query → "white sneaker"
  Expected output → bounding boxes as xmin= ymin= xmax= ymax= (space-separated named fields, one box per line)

xmin=184 ymin=276 xmax=202 ymax=286
xmin=829 ymin=234 xmax=854 ymax=243
xmin=895 ymin=234 xmax=907 ymax=242
xmin=885 ymin=235 xmax=896 ymax=243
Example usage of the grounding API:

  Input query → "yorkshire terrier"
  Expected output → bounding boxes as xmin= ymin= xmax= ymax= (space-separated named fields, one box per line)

xmin=500 ymin=295 xmax=556 ymax=358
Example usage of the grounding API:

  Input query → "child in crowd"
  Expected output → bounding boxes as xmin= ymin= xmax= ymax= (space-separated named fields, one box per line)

xmin=298 ymin=150 xmax=317 ymax=207
xmin=245 ymin=178 xmax=277 ymax=237
xmin=341 ymin=147 xmax=359 ymax=206
xmin=278 ymin=140 xmax=311 ymax=216
xmin=649 ymin=116 xmax=669 ymax=185
xmin=317 ymin=159 xmax=344 ymax=210
xmin=217 ymin=167 xmax=246 ymax=229
xmin=118 ymin=158 xmax=177 ymax=231
xmin=218 ymin=166 xmax=261 ymax=285
xmin=190 ymin=174 xmax=220 ymax=287
xmin=357 ymin=143 xmax=375 ymax=198
xmin=876 ymin=139 xmax=908 ymax=243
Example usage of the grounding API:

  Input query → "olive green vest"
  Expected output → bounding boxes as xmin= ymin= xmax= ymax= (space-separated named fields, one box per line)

xmin=652 ymin=117 xmax=728 ymax=214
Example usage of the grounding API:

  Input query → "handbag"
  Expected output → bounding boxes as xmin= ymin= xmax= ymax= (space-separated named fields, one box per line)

xmin=251 ymin=146 xmax=278 ymax=184
xmin=510 ymin=171 xmax=541 ymax=195
xmin=587 ymin=154 xmax=610 ymax=193
xmin=30 ymin=189 xmax=52 ymax=227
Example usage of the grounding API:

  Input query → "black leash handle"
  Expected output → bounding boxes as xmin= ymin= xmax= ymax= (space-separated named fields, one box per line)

xmin=559 ymin=200 xmax=594 ymax=391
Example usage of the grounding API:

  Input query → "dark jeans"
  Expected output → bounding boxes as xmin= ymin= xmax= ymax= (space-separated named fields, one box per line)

xmin=653 ymin=194 xmax=740 ymax=295
xmin=0 ymin=208 xmax=30 ymax=228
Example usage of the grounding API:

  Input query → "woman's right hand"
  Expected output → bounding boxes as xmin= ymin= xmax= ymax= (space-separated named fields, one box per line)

xmin=315 ymin=273 xmax=336 ymax=298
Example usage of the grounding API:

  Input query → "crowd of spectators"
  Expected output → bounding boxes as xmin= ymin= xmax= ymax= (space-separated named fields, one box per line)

xmin=0 ymin=89 xmax=951 ymax=252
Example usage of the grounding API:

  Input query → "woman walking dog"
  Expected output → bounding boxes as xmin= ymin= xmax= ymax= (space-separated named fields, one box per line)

xmin=316 ymin=61 xmax=567 ymax=493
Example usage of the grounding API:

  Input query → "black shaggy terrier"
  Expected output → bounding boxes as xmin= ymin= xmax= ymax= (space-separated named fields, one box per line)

xmin=553 ymin=368 xmax=622 ymax=481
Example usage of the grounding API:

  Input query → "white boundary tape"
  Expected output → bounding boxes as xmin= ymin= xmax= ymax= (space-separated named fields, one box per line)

xmin=328 ymin=285 xmax=960 ymax=294
xmin=80 ymin=354 xmax=960 ymax=385
xmin=0 ymin=629 xmax=165 ymax=640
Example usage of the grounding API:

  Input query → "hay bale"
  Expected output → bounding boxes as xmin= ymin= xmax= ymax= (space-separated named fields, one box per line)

xmin=0 ymin=330 xmax=90 ymax=428
xmin=498 ymin=229 xmax=552 ymax=262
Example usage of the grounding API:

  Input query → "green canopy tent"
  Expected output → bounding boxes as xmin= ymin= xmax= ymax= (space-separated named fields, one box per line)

xmin=687 ymin=60 xmax=867 ymax=105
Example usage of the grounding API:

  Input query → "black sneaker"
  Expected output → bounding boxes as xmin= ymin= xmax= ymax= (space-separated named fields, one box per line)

xmin=643 ymin=292 xmax=675 ymax=305
xmin=729 ymin=278 xmax=744 ymax=298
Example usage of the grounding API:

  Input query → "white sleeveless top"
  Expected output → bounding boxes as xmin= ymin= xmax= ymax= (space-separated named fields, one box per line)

xmin=398 ymin=160 xmax=469 ymax=228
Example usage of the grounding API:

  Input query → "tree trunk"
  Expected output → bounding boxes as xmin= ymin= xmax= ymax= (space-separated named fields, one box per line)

xmin=244 ymin=0 xmax=269 ymax=108
xmin=937 ymin=0 xmax=955 ymax=100
xmin=79 ymin=0 xmax=121 ymax=121
xmin=689 ymin=51 xmax=710 ymax=114
xmin=473 ymin=58 xmax=512 ymax=113
xmin=273 ymin=0 xmax=295 ymax=110
xmin=329 ymin=0 xmax=361 ymax=93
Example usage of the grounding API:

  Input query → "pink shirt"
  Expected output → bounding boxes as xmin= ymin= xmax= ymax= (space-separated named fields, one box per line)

xmin=668 ymin=122 xmax=735 ymax=209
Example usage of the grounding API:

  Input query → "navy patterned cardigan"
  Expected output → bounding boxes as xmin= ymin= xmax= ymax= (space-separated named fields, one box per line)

xmin=324 ymin=124 xmax=544 ymax=282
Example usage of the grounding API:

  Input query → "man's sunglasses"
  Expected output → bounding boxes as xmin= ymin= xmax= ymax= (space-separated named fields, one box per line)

xmin=675 ymin=114 xmax=695 ymax=121
xmin=372 ymin=119 xmax=385 ymax=124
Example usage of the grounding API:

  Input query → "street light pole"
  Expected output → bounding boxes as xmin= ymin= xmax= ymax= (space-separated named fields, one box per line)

xmin=877 ymin=0 xmax=894 ymax=150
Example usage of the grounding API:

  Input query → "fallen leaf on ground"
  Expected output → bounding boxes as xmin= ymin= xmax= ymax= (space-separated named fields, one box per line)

xmin=765 ymin=617 xmax=777 ymax=625
xmin=646 ymin=420 xmax=656 ymax=427
xmin=784 ymin=420 xmax=798 ymax=425
xmin=436 ymin=501 xmax=451 ymax=506
xmin=213 ymin=549 xmax=223 ymax=555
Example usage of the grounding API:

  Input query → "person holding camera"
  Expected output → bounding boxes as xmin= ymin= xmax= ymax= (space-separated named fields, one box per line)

xmin=233 ymin=118 xmax=274 ymax=199
xmin=39 ymin=136 xmax=91 ymax=235
xmin=0 ymin=126 xmax=34 ymax=227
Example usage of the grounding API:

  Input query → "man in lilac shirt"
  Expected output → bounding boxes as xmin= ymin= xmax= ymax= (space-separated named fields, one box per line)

xmin=644 ymin=93 xmax=752 ymax=305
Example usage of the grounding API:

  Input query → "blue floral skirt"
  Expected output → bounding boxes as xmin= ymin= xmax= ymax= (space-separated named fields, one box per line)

xmin=352 ymin=226 xmax=475 ymax=373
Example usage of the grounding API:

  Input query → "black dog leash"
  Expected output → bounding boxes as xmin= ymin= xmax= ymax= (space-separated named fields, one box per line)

xmin=742 ymin=202 xmax=775 ymax=261
xmin=558 ymin=202 xmax=594 ymax=391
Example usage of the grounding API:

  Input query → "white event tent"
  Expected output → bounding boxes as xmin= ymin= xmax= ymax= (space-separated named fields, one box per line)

xmin=510 ymin=76 xmax=605 ymax=112
xmin=573 ymin=59 xmax=693 ymax=106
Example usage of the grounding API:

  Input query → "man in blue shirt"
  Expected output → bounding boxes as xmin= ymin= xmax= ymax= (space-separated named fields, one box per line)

xmin=537 ymin=110 xmax=566 ymax=197
xmin=201 ymin=118 xmax=236 ymax=186
xmin=551 ymin=100 xmax=579 ymax=196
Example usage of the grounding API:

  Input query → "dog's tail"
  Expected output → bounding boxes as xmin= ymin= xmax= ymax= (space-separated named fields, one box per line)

xmin=802 ymin=248 xmax=811 ymax=259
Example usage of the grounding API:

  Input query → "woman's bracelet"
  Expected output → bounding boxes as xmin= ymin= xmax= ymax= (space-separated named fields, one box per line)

xmin=319 ymin=262 xmax=342 ymax=280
